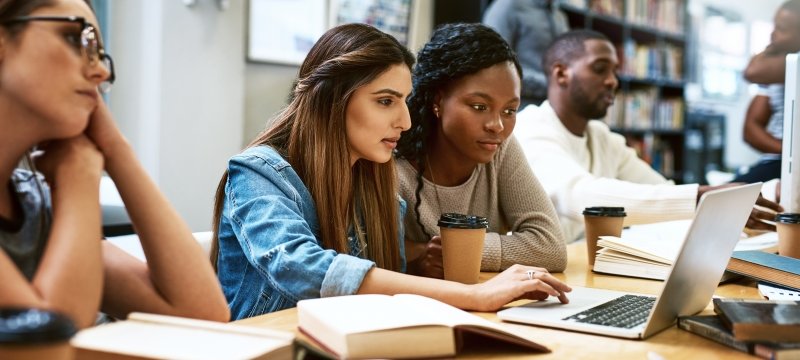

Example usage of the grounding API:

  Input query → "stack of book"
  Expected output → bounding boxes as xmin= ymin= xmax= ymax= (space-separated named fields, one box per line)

xmin=726 ymin=251 xmax=800 ymax=291
xmin=678 ymin=299 xmax=800 ymax=359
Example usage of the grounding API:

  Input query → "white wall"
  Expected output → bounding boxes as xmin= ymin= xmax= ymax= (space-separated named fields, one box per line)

xmin=688 ymin=0 xmax=786 ymax=170
xmin=108 ymin=1 xmax=245 ymax=231
xmin=242 ymin=1 xmax=434 ymax=144
xmin=106 ymin=1 xmax=431 ymax=231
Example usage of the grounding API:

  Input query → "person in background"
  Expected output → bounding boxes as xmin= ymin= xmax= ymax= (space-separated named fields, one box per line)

xmin=515 ymin=30 xmax=782 ymax=243
xmin=483 ymin=0 xmax=569 ymax=108
xmin=735 ymin=0 xmax=800 ymax=183
xmin=212 ymin=23 xmax=571 ymax=320
xmin=0 ymin=0 xmax=229 ymax=328
xmin=395 ymin=23 xmax=566 ymax=279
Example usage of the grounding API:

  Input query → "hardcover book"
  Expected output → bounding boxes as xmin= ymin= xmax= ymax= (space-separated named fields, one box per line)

xmin=71 ymin=312 xmax=294 ymax=360
xmin=726 ymin=251 xmax=800 ymax=291
xmin=677 ymin=315 xmax=752 ymax=353
xmin=713 ymin=298 xmax=800 ymax=343
xmin=678 ymin=315 xmax=800 ymax=359
xmin=297 ymin=294 xmax=549 ymax=359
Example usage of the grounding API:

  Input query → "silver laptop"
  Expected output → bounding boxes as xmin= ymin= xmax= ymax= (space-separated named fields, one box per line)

xmin=497 ymin=183 xmax=763 ymax=339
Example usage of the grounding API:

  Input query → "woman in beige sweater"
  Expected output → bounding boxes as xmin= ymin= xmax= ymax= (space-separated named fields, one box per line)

xmin=396 ymin=23 xmax=567 ymax=278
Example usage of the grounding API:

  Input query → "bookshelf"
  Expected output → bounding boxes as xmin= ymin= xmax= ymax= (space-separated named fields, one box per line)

xmin=560 ymin=0 xmax=689 ymax=182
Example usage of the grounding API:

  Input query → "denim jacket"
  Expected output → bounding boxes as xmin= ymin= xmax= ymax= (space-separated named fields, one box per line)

xmin=216 ymin=145 xmax=406 ymax=320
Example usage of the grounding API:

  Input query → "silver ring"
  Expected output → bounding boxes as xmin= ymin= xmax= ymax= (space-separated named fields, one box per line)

xmin=526 ymin=269 xmax=537 ymax=280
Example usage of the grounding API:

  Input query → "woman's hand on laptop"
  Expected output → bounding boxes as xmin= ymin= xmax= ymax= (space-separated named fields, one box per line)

xmin=468 ymin=265 xmax=572 ymax=312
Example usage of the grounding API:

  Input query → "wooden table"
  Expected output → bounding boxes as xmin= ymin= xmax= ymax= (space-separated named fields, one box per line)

xmin=235 ymin=242 xmax=760 ymax=359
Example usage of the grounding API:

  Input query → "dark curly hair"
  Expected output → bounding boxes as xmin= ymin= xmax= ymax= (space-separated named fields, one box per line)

xmin=395 ymin=22 xmax=521 ymax=240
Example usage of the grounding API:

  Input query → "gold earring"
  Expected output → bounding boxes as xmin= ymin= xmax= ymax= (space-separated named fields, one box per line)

xmin=433 ymin=106 xmax=440 ymax=118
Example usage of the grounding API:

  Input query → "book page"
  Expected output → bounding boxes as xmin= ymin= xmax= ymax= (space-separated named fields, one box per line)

xmin=735 ymin=232 xmax=778 ymax=252
xmin=600 ymin=220 xmax=777 ymax=264
xmin=597 ymin=235 xmax=682 ymax=263
xmin=72 ymin=316 xmax=292 ymax=359
xmin=299 ymin=294 xmax=518 ymax=335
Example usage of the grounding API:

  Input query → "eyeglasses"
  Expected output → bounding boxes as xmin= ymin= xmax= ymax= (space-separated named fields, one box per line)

xmin=1 ymin=16 xmax=115 ymax=93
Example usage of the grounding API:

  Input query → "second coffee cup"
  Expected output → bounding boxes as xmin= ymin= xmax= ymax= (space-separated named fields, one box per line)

xmin=438 ymin=213 xmax=489 ymax=284
xmin=583 ymin=207 xmax=626 ymax=267
xmin=775 ymin=213 xmax=800 ymax=259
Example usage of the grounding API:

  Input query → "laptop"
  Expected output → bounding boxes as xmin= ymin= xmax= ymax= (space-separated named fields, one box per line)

xmin=497 ymin=183 xmax=763 ymax=339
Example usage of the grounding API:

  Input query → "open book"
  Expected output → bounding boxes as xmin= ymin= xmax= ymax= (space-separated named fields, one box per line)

xmin=71 ymin=312 xmax=294 ymax=360
xmin=592 ymin=220 xmax=778 ymax=280
xmin=297 ymin=294 xmax=549 ymax=359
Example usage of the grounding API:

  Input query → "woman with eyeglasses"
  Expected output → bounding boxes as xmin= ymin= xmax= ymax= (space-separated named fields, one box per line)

xmin=0 ymin=0 xmax=229 ymax=328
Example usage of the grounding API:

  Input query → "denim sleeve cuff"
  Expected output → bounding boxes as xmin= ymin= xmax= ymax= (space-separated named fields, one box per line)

xmin=320 ymin=254 xmax=376 ymax=297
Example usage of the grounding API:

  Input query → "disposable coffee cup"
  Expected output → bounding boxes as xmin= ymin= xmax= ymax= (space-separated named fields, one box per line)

xmin=583 ymin=207 xmax=626 ymax=267
xmin=0 ymin=308 xmax=77 ymax=360
xmin=775 ymin=213 xmax=800 ymax=259
xmin=438 ymin=213 xmax=488 ymax=284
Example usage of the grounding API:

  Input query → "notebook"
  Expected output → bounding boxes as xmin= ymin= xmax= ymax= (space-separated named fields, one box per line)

xmin=497 ymin=183 xmax=762 ymax=339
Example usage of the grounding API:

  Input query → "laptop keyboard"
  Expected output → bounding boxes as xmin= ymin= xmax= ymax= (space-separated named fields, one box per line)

xmin=562 ymin=295 xmax=656 ymax=329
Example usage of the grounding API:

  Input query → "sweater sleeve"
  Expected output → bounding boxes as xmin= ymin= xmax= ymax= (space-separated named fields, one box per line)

xmin=523 ymin=126 xmax=698 ymax=230
xmin=590 ymin=125 xmax=698 ymax=225
xmin=481 ymin=137 xmax=568 ymax=272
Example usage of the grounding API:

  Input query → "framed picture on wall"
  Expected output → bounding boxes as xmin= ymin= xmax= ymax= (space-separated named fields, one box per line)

xmin=329 ymin=0 xmax=412 ymax=45
xmin=247 ymin=0 xmax=329 ymax=65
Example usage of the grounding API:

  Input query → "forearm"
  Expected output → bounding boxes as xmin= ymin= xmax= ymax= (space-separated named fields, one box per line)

xmin=102 ymin=142 xmax=228 ymax=321
xmin=33 ymin=176 xmax=104 ymax=328
xmin=357 ymin=267 xmax=476 ymax=310
xmin=744 ymin=125 xmax=782 ymax=154
xmin=744 ymin=52 xmax=788 ymax=84
xmin=0 ymin=253 xmax=49 ymax=309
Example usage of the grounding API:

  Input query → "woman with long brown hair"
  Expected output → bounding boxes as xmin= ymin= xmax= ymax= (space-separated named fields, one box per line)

xmin=212 ymin=23 xmax=571 ymax=320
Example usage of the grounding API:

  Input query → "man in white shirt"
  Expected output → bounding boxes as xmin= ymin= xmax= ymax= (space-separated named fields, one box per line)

xmin=515 ymin=30 xmax=781 ymax=243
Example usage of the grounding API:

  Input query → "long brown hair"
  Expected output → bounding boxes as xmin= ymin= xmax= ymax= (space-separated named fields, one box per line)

xmin=211 ymin=23 xmax=414 ymax=272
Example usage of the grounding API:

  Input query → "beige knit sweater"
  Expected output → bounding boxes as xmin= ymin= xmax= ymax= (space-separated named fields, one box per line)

xmin=396 ymin=136 xmax=567 ymax=272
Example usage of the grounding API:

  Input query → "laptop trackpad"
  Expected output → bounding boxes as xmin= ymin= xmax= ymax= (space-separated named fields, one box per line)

xmin=504 ymin=286 xmax=634 ymax=320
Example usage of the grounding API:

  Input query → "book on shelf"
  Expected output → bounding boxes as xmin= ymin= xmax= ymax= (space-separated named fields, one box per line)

xmin=727 ymin=251 xmax=800 ymax=291
xmin=297 ymin=294 xmax=549 ymax=359
xmin=626 ymin=0 xmax=685 ymax=33
xmin=678 ymin=315 xmax=800 ymax=359
xmin=713 ymin=298 xmax=800 ymax=343
xmin=71 ymin=312 xmax=294 ymax=360
xmin=593 ymin=220 xmax=779 ymax=280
